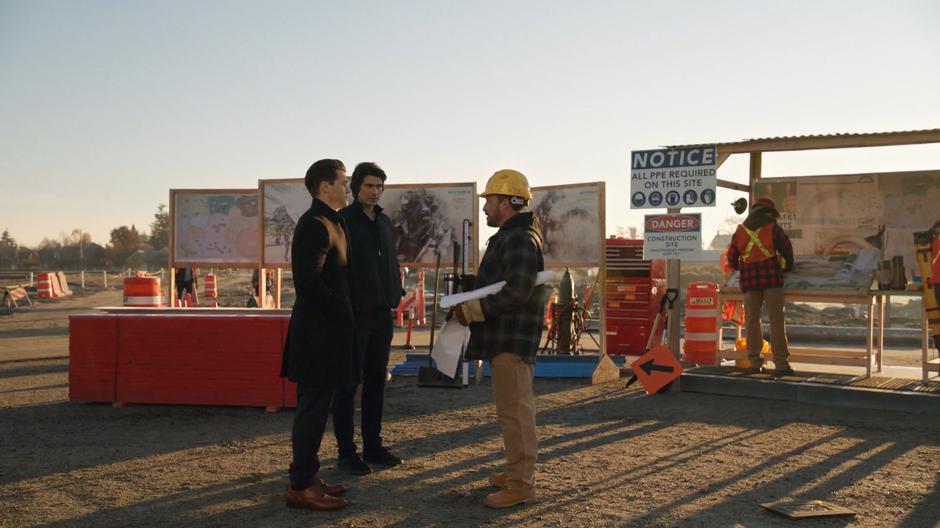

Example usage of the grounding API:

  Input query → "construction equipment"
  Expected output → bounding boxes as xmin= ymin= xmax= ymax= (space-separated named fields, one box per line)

xmin=418 ymin=252 xmax=462 ymax=388
xmin=541 ymin=270 xmax=599 ymax=355
xmin=418 ymin=218 xmax=476 ymax=387
xmin=626 ymin=287 xmax=679 ymax=389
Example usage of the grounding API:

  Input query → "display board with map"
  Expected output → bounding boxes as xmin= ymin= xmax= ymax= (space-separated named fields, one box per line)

xmin=530 ymin=182 xmax=605 ymax=267
xmin=170 ymin=189 xmax=261 ymax=267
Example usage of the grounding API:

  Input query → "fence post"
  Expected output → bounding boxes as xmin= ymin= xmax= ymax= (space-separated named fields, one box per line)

xmin=29 ymin=272 xmax=34 ymax=287
xmin=103 ymin=271 xmax=108 ymax=289
xmin=80 ymin=271 xmax=85 ymax=289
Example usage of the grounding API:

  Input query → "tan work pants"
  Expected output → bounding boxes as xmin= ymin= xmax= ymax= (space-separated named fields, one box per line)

xmin=743 ymin=287 xmax=790 ymax=366
xmin=490 ymin=352 xmax=537 ymax=493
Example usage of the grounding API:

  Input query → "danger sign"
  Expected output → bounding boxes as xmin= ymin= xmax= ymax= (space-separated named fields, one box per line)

xmin=629 ymin=345 xmax=683 ymax=394
xmin=643 ymin=213 xmax=702 ymax=260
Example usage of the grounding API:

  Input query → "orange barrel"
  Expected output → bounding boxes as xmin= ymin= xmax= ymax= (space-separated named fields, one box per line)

xmin=36 ymin=272 xmax=54 ymax=298
xmin=683 ymin=281 xmax=719 ymax=363
xmin=204 ymin=273 xmax=218 ymax=299
xmin=123 ymin=276 xmax=162 ymax=307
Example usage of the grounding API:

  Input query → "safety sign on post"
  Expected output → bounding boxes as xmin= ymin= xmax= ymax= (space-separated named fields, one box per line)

xmin=630 ymin=345 xmax=684 ymax=394
xmin=630 ymin=146 xmax=718 ymax=209
xmin=643 ymin=213 xmax=703 ymax=260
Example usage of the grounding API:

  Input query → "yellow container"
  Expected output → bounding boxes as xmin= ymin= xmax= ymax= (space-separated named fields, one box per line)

xmin=734 ymin=337 xmax=770 ymax=368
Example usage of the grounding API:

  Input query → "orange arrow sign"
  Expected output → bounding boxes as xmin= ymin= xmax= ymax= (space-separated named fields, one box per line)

xmin=630 ymin=344 xmax=683 ymax=394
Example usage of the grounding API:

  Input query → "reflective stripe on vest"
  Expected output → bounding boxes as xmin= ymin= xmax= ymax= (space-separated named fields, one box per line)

xmin=740 ymin=225 xmax=773 ymax=262
xmin=737 ymin=224 xmax=787 ymax=268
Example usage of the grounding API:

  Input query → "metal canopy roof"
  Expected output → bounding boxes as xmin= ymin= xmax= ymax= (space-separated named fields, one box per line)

xmin=668 ymin=128 xmax=940 ymax=153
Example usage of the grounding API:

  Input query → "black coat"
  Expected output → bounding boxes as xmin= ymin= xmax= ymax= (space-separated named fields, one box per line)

xmin=280 ymin=198 xmax=355 ymax=388
xmin=340 ymin=201 xmax=403 ymax=319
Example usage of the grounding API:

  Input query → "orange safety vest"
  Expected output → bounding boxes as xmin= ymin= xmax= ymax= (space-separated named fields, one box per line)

xmin=733 ymin=224 xmax=787 ymax=268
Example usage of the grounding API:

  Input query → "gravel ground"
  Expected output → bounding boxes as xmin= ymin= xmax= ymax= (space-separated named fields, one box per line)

xmin=1 ymin=290 xmax=938 ymax=527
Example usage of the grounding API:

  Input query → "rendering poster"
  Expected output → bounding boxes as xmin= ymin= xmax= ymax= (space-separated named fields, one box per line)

xmin=530 ymin=182 xmax=605 ymax=267
xmin=730 ymin=170 xmax=940 ymax=290
xmin=260 ymin=179 xmax=308 ymax=267
xmin=171 ymin=189 xmax=261 ymax=267
xmin=378 ymin=183 xmax=478 ymax=267
xmin=754 ymin=171 xmax=940 ymax=264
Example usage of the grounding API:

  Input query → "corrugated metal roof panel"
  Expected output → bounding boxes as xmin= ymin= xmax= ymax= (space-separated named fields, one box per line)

xmin=666 ymin=128 xmax=940 ymax=149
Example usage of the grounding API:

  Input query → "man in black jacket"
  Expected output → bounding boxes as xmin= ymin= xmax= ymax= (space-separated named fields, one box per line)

xmin=334 ymin=162 xmax=404 ymax=475
xmin=280 ymin=159 xmax=353 ymax=511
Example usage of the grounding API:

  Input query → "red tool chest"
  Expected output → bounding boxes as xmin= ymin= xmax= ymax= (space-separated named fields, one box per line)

xmin=605 ymin=238 xmax=666 ymax=355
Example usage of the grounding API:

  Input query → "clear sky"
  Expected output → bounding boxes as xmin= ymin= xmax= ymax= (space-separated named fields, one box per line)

xmin=2 ymin=0 xmax=939 ymax=247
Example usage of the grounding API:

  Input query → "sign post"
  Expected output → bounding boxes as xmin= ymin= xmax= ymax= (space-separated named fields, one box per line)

xmin=630 ymin=146 xmax=717 ymax=381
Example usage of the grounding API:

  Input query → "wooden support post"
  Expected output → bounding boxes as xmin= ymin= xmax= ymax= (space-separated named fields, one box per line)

xmin=749 ymin=152 xmax=762 ymax=202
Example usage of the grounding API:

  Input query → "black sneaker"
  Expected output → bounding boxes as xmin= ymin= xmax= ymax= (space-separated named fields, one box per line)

xmin=771 ymin=366 xmax=796 ymax=377
xmin=337 ymin=453 xmax=372 ymax=476
xmin=363 ymin=446 xmax=403 ymax=467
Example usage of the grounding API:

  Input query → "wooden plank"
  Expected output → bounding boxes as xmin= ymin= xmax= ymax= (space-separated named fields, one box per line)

xmin=716 ymin=178 xmax=750 ymax=193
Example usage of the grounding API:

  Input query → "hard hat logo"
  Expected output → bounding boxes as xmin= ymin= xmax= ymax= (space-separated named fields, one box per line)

xmin=481 ymin=169 xmax=532 ymax=201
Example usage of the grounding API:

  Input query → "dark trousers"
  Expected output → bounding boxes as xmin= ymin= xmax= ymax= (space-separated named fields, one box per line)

xmin=332 ymin=313 xmax=394 ymax=457
xmin=289 ymin=384 xmax=334 ymax=491
xmin=176 ymin=281 xmax=194 ymax=300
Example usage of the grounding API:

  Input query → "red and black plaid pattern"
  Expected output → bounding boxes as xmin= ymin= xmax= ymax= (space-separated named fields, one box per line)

xmin=736 ymin=257 xmax=784 ymax=292
xmin=466 ymin=212 xmax=546 ymax=364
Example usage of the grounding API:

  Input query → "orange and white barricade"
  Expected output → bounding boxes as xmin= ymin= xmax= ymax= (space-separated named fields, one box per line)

xmin=203 ymin=273 xmax=218 ymax=307
xmin=123 ymin=274 xmax=162 ymax=307
xmin=56 ymin=272 xmax=73 ymax=296
xmin=2 ymin=285 xmax=31 ymax=309
xmin=682 ymin=281 xmax=719 ymax=364
xmin=396 ymin=290 xmax=417 ymax=327
xmin=36 ymin=273 xmax=54 ymax=298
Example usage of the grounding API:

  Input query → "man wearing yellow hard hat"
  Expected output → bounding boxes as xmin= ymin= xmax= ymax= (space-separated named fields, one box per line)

xmin=450 ymin=169 xmax=546 ymax=508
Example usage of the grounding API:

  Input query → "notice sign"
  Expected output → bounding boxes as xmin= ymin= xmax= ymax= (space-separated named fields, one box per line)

xmin=644 ymin=213 xmax=702 ymax=260
xmin=630 ymin=146 xmax=718 ymax=209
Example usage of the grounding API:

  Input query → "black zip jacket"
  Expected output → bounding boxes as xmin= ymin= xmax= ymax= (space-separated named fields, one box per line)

xmin=340 ymin=201 xmax=403 ymax=318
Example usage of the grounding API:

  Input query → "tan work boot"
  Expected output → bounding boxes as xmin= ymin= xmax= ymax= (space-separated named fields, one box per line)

xmin=484 ymin=487 xmax=536 ymax=508
xmin=487 ymin=472 xmax=507 ymax=488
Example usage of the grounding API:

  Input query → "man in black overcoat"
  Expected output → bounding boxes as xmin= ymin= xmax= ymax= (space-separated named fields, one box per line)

xmin=280 ymin=158 xmax=354 ymax=511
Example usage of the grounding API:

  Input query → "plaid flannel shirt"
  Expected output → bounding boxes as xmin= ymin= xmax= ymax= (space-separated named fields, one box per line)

xmin=728 ymin=223 xmax=794 ymax=293
xmin=465 ymin=212 xmax=546 ymax=364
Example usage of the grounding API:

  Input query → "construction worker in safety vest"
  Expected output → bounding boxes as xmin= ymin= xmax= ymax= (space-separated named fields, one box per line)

xmin=728 ymin=197 xmax=795 ymax=377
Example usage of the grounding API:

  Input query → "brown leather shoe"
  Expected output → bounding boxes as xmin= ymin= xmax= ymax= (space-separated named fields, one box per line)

xmin=484 ymin=488 xmax=536 ymax=508
xmin=487 ymin=472 xmax=507 ymax=488
xmin=285 ymin=484 xmax=348 ymax=511
xmin=318 ymin=478 xmax=347 ymax=497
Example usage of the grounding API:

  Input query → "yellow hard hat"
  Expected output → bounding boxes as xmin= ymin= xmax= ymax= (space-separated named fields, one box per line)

xmin=480 ymin=169 xmax=532 ymax=200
